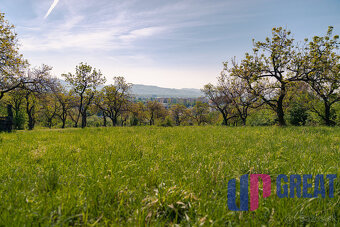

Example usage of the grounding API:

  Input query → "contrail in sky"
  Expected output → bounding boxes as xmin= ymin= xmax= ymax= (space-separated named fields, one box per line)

xmin=44 ymin=0 xmax=60 ymax=19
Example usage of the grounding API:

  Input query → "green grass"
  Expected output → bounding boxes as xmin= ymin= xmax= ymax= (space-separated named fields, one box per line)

xmin=0 ymin=126 xmax=339 ymax=226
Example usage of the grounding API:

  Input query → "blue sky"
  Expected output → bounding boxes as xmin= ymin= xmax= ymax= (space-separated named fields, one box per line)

xmin=1 ymin=0 xmax=340 ymax=88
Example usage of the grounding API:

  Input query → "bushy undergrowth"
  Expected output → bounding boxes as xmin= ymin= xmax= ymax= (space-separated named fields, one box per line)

xmin=0 ymin=126 xmax=339 ymax=225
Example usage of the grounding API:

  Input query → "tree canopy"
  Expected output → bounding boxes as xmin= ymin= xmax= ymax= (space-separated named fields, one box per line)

xmin=0 ymin=11 xmax=28 ymax=100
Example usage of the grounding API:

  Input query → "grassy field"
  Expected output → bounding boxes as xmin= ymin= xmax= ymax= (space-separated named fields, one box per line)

xmin=0 ymin=126 xmax=339 ymax=226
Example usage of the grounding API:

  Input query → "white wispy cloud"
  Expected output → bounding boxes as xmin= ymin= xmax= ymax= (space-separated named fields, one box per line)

xmin=44 ymin=0 xmax=60 ymax=19
xmin=22 ymin=0 xmax=236 ymax=51
xmin=20 ymin=23 xmax=166 ymax=52
xmin=12 ymin=0 xmax=272 ymax=88
xmin=7 ymin=0 xmax=337 ymax=88
xmin=119 ymin=27 xmax=166 ymax=42
xmin=21 ymin=0 xmax=171 ymax=52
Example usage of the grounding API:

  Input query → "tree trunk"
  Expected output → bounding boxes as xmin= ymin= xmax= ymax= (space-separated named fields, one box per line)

xmin=277 ymin=95 xmax=286 ymax=126
xmin=81 ymin=112 xmax=87 ymax=128
xmin=28 ymin=113 xmax=35 ymax=130
xmin=61 ymin=107 xmax=67 ymax=128
xmin=103 ymin=114 xmax=107 ymax=127
xmin=13 ymin=107 xmax=19 ymax=130
xmin=216 ymin=107 xmax=228 ymax=126
xmin=48 ymin=119 xmax=52 ymax=129
xmin=324 ymin=101 xmax=334 ymax=126
xmin=241 ymin=117 xmax=246 ymax=126
xmin=277 ymin=106 xmax=286 ymax=126
xmin=111 ymin=117 xmax=117 ymax=126
xmin=26 ymin=95 xmax=35 ymax=130
xmin=175 ymin=115 xmax=180 ymax=126
xmin=221 ymin=112 xmax=228 ymax=126
xmin=69 ymin=113 xmax=78 ymax=128
xmin=150 ymin=112 xmax=154 ymax=126
xmin=75 ymin=111 xmax=81 ymax=127
xmin=61 ymin=118 xmax=66 ymax=128
xmin=76 ymin=94 xmax=83 ymax=128
xmin=121 ymin=117 xmax=127 ymax=126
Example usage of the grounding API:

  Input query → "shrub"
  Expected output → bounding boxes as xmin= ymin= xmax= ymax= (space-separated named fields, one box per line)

xmin=159 ymin=116 xmax=173 ymax=127
xmin=13 ymin=110 xmax=26 ymax=130
xmin=248 ymin=109 xmax=276 ymax=126
xmin=288 ymin=104 xmax=308 ymax=126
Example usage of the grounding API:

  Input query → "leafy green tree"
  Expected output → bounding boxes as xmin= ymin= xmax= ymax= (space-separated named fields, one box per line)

xmin=301 ymin=26 xmax=339 ymax=125
xmin=39 ymin=93 xmax=59 ymax=128
xmin=288 ymin=103 xmax=308 ymax=126
xmin=231 ymin=27 xmax=306 ymax=126
xmin=247 ymin=108 xmax=276 ymax=126
xmin=5 ymin=89 xmax=26 ymax=129
xmin=283 ymin=82 xmax=312 ymax=126
xmin=24 ymin=91 xmax=36 ymax=130
xmin=63 ymin=63 xmax=106 ymax=128
xmin=0 ymin=11 xmax=28 ymax=100
xmin=23 ymin=65 xmax=55 ymax=130
xmin=94 ymin=77 xmax=131 ymax=126
xmin=130 ymin=102 xmax=147 ymax=126
xmin=170 ymin=104 xmax=189 ymax=126
xmin=120 ymin=107 xmax=131 ymax=126
xmin=191 ymin=101 xmax=210 ymax=125
xmin=52 ymin=84 xmax=72 ymax=128
xmin=92 ymin=93 xmax=108 ymax=127
xmin=146 ymin=100 xmax=167 ymax=126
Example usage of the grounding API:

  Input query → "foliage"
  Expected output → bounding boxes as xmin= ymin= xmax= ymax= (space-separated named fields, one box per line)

xmin=288 ymin=104 xmax=308 ymax=126
xmin=247 ymin=109 xmax=276 ymax=126
xmin=203 ymin=69 xmax=260 ymax=125
xmin=170 ymin=104 xmax=189 ymax=126
xmin=301 ymin=26 xmax=340 ymax=125
xmin=0 ymin=11 xmax=28 ymax=100
xmin=94 ymin=77 xmax=131 ymax=126
xmin=130 ymin=102 xmax=148 ymax=125
xmin=230 ymin=27 xmax=307 ymax=126
xmin=191 ymin=101 xmax=209 ymax=125
xmin=12 ymin=110 xmax=25 ymax=130
xmin=159 ymin=116 xmax=174 ymax=127
xmin=146 ymin=100 xmax=167 ymax=126
xmin=63 ymin=63 xmax=106 ymax=128
xmin=0 ymin=10 xmax=339 ymax=129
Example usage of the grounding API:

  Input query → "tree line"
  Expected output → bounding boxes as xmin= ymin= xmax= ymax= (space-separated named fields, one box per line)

xmin=203 ymin=27 xmax=339 ymax=126
xmin=0 ymin=63 xmax=216 ymax=129
xmin=0 ymin=11 xmax=339 ymax=129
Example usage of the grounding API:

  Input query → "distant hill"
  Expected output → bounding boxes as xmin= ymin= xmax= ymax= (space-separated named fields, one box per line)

xmin=57 ymin=79 xmax=203 ymax=98
xmin=131 ymin=84 xmax=203 ymax=98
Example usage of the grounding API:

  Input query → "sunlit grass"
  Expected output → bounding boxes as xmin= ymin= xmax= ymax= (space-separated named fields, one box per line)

xmin=0 ymin=126 xmax=339 ymax=225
